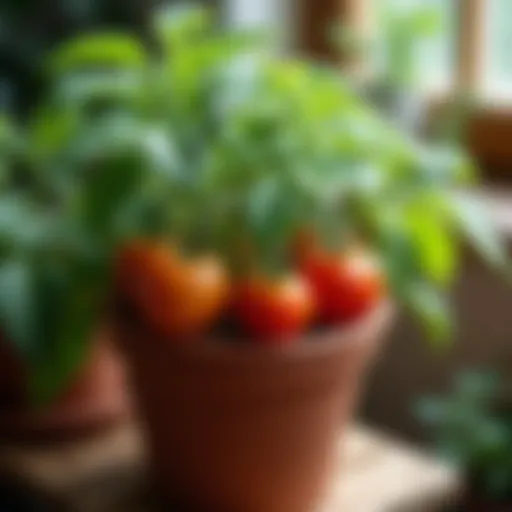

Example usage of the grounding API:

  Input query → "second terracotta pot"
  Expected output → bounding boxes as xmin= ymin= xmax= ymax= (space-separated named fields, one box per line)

xmin=0 ymin=331 xmax=129 ymax=444
xmin=117 ymin=303 xmax=393 ymax=512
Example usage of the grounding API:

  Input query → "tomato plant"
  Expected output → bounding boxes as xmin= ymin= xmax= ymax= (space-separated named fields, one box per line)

xmin=0 ymin=4 xmax=508 ymax=404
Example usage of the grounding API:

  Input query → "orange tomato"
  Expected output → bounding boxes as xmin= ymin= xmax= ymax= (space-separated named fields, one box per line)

xmin=116 ymin=242 xmax=229 ymax=338
xmin=231 ymin=274 xmax=315 ymax=343
xmin=301 ymin=249 xmax=385 ymax=324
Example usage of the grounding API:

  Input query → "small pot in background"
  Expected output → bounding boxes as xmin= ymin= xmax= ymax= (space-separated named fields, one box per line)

xmin=0 ymin=330 xmax=129 ymax=444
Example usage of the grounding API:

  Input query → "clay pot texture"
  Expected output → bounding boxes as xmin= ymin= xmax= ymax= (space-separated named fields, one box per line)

xmin=117 ymin=303 xmax=393 ymax=512
xmin=0 ymin=331 xmax=128 ymax=443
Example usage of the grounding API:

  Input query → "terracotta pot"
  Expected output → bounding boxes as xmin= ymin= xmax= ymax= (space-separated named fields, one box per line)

xmin=0 ymin=332 xmax=129 ymax=444
xmin=116 ymin=303 xmax=393 ymax=512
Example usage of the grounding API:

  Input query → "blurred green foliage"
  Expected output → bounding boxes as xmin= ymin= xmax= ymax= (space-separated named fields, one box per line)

xmin=418 ymin=371 xmax=512 ymax=500
xmin=0 ymin=0 xmax=170 ymax=115
xmin=0 ymin=6 xmax=508 ymax=401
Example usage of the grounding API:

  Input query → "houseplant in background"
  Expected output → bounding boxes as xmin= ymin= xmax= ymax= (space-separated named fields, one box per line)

xmin=0 ymin=113 xmax=129 ymax=441
xmin=0 ymin=0 xmax=191 ymax=442
xmin=0 ymin=0 xmax=166 ymax=116
xmin=0 ymin=0 xmax=217 ymax=444
xmin=0 ymin=76 xmax=174 ymax=439
xmin=418 ymin=371 xmax=512 ymax=511
xmin=22 ymin=5 xmax=509 ymax=510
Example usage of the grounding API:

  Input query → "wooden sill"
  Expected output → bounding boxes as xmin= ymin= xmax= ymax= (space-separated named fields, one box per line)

xmin=0 ymin=422 xmax=461 ymax=511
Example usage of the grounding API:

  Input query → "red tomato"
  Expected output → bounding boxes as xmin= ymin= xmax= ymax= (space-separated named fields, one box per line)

xmin=231 ymin=274 xmax=315 ymax=343
xmin=301 ymin=249 xmax=385 ymax=324
xmin=116 ymin=242 xmax=229 ymax=338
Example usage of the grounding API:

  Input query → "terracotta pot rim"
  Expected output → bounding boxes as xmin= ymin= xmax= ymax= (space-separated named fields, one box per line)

xmin=121 ymin=301 xmax=393 ymax=364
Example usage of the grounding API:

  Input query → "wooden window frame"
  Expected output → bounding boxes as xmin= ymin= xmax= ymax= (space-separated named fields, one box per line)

xmin=298 ymin=0 xmax=512 ymax=180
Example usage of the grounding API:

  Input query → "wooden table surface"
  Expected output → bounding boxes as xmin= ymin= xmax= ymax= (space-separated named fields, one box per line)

xmin=0 ymin=423 xmax=460 ymax=512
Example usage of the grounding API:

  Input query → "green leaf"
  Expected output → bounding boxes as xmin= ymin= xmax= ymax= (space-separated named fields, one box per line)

xmin=0 ymin=197 xmax=59 ymax=251
xmin=407 ymin=201 xmax=457 ymax=286
xmin=408 ymin=7 xmax=443 ymax=37
xmin=374 ymin=204 xmax=453 ymax=344
xmin=48 ymin=33 xmax=148 ymax=77
xmin=0 ymin=259 xmax=35 ymax=356
xmin=373 ymin=205 xmax=417 ymax=290
xmin=485 ymin=465 xmax=512 ymax=498
xmin=67 ymin=115 xmax=176 ymax=172
xmin=28 ymin=274 xmax=102 ymax=405
xmin=406 ymin=282 xmax=451 ymax=346
xmin=29 ymin=105 xmax=81 ymax=162
xmin=81 ymin=150 xmax=144 ymax=239
xmin=0 ymin=115 xmax=24 ymax=187
xmin=55 ymin=71 xmax=142 ymax=110
xmin=246 ymin=177 xmax=299 ymax=273
xmin=451 ymin=195 xmax=509 ymax=271
xmin=247 ymin=178 xmax=280 ymax=232
xmin=0 ymin=115 xmax=21 ymax=153
xmin=75 ymin=122 xmax=176 ymax=244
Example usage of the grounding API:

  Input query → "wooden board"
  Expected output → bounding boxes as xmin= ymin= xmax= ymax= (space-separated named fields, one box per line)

xmin=0 ymin=423 xmax=460 ymax=512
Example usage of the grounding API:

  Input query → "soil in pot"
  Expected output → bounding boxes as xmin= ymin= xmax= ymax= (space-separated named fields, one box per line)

xmin=0 ymin=330 xmax=129 ymax=444
xmin=116 ymin=301 xmax=393 ymax=512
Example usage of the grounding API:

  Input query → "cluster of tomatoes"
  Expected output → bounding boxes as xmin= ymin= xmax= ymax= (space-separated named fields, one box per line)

xmin=116 ymin=237 xmax=385 ymax=345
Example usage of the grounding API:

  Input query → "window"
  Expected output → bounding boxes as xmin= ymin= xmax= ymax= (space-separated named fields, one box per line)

xmin=298 ymin=0 xmax=512 ymax=177
xmin=484 ymin=0 xmax=512 ymax=103
xmin=307 ymin=0 xmax=511 ymax=104
xmin=372 ymin=0 xmax=456 ymax=94
xmin=224 ymin=0 xmax=295 ymax=51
